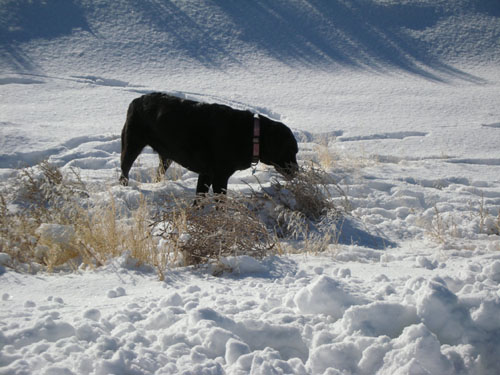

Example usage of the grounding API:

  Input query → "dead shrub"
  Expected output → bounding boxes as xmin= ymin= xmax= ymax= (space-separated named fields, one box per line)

xmin=17 ymin=161 xmax=87 ymax=223
xmin=154 ymin=195 xmax=276 ymax=267
xmin=254 ymin=163 xmax=350 ymax=255
xmin=0 ymin=192 xmax=39 ymax=268
xmin=268 ymin=163 xmax=350 ymax=221
xmin=249 ymin=163 xmax=350 ymax=253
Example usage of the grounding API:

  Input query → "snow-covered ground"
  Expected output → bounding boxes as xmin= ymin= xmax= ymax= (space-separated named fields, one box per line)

xmin=1 ymin=1 xmax=500 ymax=374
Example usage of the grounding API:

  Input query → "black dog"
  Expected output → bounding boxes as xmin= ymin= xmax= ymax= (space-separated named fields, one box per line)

xmin=120 ymin=93 xmax=298 ymax=194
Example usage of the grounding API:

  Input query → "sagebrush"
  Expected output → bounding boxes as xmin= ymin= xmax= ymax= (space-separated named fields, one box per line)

xmin=153 ymin=195 xmax=276 ymax=267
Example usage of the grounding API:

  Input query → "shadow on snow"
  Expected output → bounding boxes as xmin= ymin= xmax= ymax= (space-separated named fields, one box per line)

xmin=1 ymin=1 xmax=498 ymax=82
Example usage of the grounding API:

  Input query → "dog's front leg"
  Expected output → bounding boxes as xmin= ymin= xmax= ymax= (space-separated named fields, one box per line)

xmin=212 ymin=173 xmax=230 ymax=195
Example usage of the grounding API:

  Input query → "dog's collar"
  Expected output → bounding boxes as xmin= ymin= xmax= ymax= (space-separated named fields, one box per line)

xmin=252 ymin=115 xmax=260 ymax=164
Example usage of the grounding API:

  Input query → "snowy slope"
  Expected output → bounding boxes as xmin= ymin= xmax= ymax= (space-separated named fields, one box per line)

xmin=1 ymin=1 xmax=500 ymax=374
xmin=2 ymin=0 xmax=500 ymax=74
xmin=1 ymin=0 xmax=500 ymax=161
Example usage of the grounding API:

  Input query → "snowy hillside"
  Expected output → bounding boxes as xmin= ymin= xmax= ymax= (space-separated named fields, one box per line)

xmin=2 ymin=0 xmax=500 ymax=74
xmin=1 ymin=1 xmax=500 ymax=374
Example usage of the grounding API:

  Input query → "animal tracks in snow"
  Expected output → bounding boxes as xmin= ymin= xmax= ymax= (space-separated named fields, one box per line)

xmin=338 ymin=131 xmax=428 ymax=142
xmin=293 ymin=130 xmax=343 ymax=144
xmin=1 ymin=79 xmax=499 ymax=250
xmin=292 ymin=130 xmax=428 ymax=145
xmin=0 ymin=72 xmax=144 ymax=89
xmin=53 ymin=135 xmax=121 ymax=169
xmin=0 ymin=76 xmax=45 ymax=85
xmin=71 ymin=75 xmax=133 ymax=88
xmin=447 ymin=158 xmax=500 ymax=166
xmin=0 ymin=134 xmax=120 ymax=169
xmin=481 ymin=122 xmax=500 ymax=129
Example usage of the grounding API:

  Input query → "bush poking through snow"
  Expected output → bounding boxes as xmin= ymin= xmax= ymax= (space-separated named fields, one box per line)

xmin=154 ymin=195 xmax=276 ymax=268
xmin=152 ymin=163 xmax=350 ymax=269
xmin=269 ymin=163 xmax=349 ymax=221
xmin=252 ymin=163 xmax=349 ymax=253
xmin=477 ymin=195 xmax=500 ymax=236
xmin=0 ymin=161 xmax=350 ymax=276
xmin=423 ymin=199 xmax=500 ymax=249
xmin=0 ymin=162 xmax=166 ymax=276
xmin=0 ymin=162 xmax=86 ymax=269
xmin=18 ymin=161 xmax=87 ymax=220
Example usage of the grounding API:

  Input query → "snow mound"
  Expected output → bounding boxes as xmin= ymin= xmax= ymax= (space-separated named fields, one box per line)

xmin=377 ymin=324 xmax=455 ymax=375
xmin=341 ymin=301 xmax=419 ymax=338
xmin=294 ymin=275 xmax=365 ymax=318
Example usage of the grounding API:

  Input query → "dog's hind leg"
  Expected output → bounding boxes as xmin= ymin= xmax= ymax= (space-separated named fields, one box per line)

xmin=156 ymin=156 xmax=172 ymax=182
xmin=193 ymin=174 xmax=213 ymax=206
xmin=196 ymin=174 xmax=213 ymax=195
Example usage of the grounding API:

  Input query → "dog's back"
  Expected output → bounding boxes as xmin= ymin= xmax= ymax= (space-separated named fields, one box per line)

xmin=120 ymin=93 xmax=254 ymax=184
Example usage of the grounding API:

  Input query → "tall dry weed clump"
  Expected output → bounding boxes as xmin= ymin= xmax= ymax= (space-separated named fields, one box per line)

xmin=76 ymin=194 xmax=167 ymax=278
xmin=154 ymin=195 xmax=276 ymax=267
xmin=270 ymin=163 xmax=350 ymax=221
xmin=0 ymin=162 xmax=87 ymax=269
xmin=0 ymin=162 xmax=165 ymax=276
xmin=253 ymin=164 xmax=350 ymax=253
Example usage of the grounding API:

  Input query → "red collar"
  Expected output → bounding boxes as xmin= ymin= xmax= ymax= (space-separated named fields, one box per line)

xmin=252 ymin=115 xmax=260 ymax=164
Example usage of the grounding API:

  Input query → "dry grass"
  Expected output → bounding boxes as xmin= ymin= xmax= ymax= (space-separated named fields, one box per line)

xmin=313 ymin=141 xmax=378 ymax=172
xmin=273 ymin=208 xmax=342 ymax=254
xmin=423 ymin=198 xmax=500 ymax=250
xmin=477 ymin=195 xmax=500 ymax=236
xmin=0 ymin=161 xmax=86 ymax=270
xmin=1 ymin=160 xmax=351 ymax=277
xmin=74 ymin=193 xmax=168 ymax=278
xmin=315 ymin=143 xmax=336 ymax=170
xmin=0 ymin=197 xmax=39 ymax=269
xmin=425 ymin=205 xmax=459 ymax=245
xmin=0 ymin=162 xmax=166 ymax=276
xmin=150 ymin=164 xmax=350 ymax=269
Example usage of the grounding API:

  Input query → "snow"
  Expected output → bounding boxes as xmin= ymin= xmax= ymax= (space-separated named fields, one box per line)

xmin=1 ymin=0 xmax=500 ymax=374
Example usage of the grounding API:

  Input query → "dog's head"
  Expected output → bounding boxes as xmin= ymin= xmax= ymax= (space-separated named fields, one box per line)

xmin=261 ymin=119 xmax=299 ymax=179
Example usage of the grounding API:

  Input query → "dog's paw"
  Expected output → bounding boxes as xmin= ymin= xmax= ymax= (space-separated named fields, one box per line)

xmin=119 ymin=175 xmax=129 ymax=186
